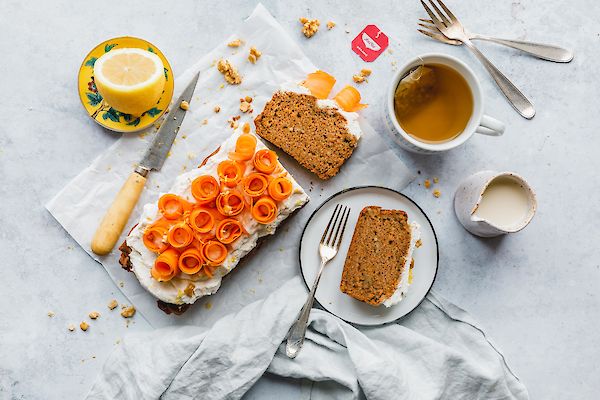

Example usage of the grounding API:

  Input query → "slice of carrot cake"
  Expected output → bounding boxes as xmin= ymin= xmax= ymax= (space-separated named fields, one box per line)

xmin=340 ymin=206 xmax=420 ymax=307
xmin=254 ymin=71 xmax=365 ymax=180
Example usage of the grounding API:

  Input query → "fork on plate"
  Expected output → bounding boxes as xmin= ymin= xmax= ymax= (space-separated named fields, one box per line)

xmin=285 ymin=204 xmax=351 ymax=359
xmin=418 ymin=0 xmax=541 ymax=119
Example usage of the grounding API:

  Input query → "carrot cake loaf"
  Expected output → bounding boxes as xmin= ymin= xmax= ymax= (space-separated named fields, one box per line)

xmin=340 ymin=206 xmax=420 ymax=307
xmin=254 ymin=71 xmax=366 ymax=180
xmin=121 ymin=126 xmax=309 ymax=310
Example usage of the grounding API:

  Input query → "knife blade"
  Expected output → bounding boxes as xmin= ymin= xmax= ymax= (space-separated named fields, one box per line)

xmin=91 ymin=72 xmax=200 ymax=256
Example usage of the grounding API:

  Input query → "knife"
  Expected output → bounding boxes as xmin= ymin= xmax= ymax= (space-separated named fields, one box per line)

xmin=91 ymin=72 xmax=200 ymax=256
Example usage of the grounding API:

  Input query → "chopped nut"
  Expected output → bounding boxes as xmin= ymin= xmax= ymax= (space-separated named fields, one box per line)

xmin=217 ymin=59 xmax=242 ymax=85
xmin=353 ymin=68 xmax=372 ymax=84
xmin=299 ymin=17 xmax=320 ymax=38
xmin=433 ymin=189 xmax=441 ymax=198
xmin=415 ymin=239 xmax=423 ymax=248
xmin=326 ymin=21 xmax=336 ymax=30
xmin=360 ymin=68 xmax=372 ymax=77
xmin=433 ymin=177 xmax=439 ymax=184
xmin=202 ymin=119 xmax=208 ymax=125
xmin=242 ymin=122 xmax=251 ymax=134
xmin=108 ymin=299 xmax=118 ymax=310
xmin=424 ymin=179 xmax=431 ymax=189
xmin=352 ymin=74 xmax=366 ymax=83
xmin=80 ymin=321 xmax=89 ymax=331
xmin=121 ymin=306 xmax=136 ymax=318
xmin=247 ymin=46 xmax=262 ymax=64
xmin=179 ymin=100 xmax=189 ymax=111
xmin=184 ymin=283 xmax=195 ymax=298
xmin=244 ymin=96 xmax=253 ymax=103
xmin=239 ymin=100 xmax=252 ymax=113
xmin=214 ymin=105 xmax=221 ymax=113
xmin=47 ymin=311 xmax=55 ymax=317
xmin=68 ymin=324 xmax=75 ymax=332
xmin=88 ymin=311 xmax=100 ymax=320
xmin=227 ymin=39 xmax=243 ymax=47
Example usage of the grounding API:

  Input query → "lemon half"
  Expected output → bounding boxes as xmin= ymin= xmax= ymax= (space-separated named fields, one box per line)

xmin=94 ymin=48 xmax=166 ymax=115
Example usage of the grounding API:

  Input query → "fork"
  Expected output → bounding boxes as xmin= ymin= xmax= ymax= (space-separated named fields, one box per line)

xmin=285 ymin=204 xmax=351 ymax=359
xmin=417 ymin=19 xmax=574 ymax=63
xmin=419 ymin=0 xmax=536 ymax=119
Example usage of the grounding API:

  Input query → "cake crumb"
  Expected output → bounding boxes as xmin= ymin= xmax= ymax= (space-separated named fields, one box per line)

xmin=202 ymin=119 xmax=208 ymax=125
xmin=299 ymin=17 xmax=320 ymax=38
xmin=433 ymin=189 xmax=441 ymax=198
xmin=214 ymin=106 xmax=220 ymax=113
xmin=248 ymin=46 xmax=262 ymax=64
xmin=424 ymin=179 xmax=431 ymax=188
xmin=47 ymin=311 xmax=55 ymax=318
xmin=352 ymin=74 xmax=366 ymax=83
xmin=360 ymin=69 xmax=372 ymax=77
xmin=179 ymin=100 xmax=189 ymax=111
xmin=80 ymin=321 xmax=89 ymax=331
xmin=89 ymin=311 xmax=100 ymax=320
xmin=120 ymin=306 xmax=136 ymax=318
xmin=415 ymin=239 xmax=423 ymax=248
xmin=107 ymin=299 xmax=118 ymax=310
xmin=227 ymin=39 xmax=243 ymax=48
xmin=326 ymin=21 xmax=336 ymax=30
xmin=119 ymin=281 xmax=124 ymax=288
xmin=204 ymin=302 xmax=212 ymax=310
xmin=68 ymin=324 xmax=75 ymax=332
xmin=217 ymin=59 xmax=242 ymax=85
xmin=433 ymin=177 xmax=439 ymax=184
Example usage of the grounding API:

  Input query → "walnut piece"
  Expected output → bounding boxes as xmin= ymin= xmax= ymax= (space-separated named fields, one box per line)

xmin=239 ymin=99 xmax=252 ymax=113
xmin=326 ymin=21 xmax=336 ymax=30
xmin=248 ymin=46 xmax=262 ymax=64
xmin=80 ymin=321 xmax=89 ymax=331
xmin=352 ymin=74 xmax=366 ymax=83
xmin=217 ymin=59 xmax=242 ymax=85
xmin=214 ymin=105 xmax=221 ymax=113
xmin=89 ymin=311 xmax=100 ymax=320
xmin=227 ymin=39 xmax=243 ymax=48
xmin=121 ymin=306 xmax=136 ymax=318
xmin=108 ymin=299 xmax=118 ymax=310
xmin=299 ymin=17 xmax=320 ymax=38
xmin=184 ymin=283 xmax=195 ymax=298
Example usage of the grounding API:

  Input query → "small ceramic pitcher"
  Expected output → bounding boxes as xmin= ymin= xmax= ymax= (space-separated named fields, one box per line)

xmin=454 ymin=171 xmax=537 ymax=237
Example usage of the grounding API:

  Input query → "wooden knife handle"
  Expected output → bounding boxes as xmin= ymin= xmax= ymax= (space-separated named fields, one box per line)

xmin=91 ymin=171 xmax=147 ymax=256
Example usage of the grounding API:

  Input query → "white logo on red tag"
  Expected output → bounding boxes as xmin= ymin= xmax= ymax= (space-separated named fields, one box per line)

xmin=351 ymin=25 xmax=389 ymax=62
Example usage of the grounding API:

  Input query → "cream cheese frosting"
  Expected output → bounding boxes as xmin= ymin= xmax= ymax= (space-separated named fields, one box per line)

xmin=126 ymin=129 xmax=309 ymax=305
xmin=382 ymin=221 xmax=421 ymax=307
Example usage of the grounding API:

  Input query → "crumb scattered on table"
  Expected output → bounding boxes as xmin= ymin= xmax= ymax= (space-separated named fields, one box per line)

xmin=68 ymin=324 xmax=75 ymax=332
xmin=179 ymin=100 xmax=189 ymax=111
xmin=248 ymin=46 xmax=262 ymax=64
xmin=227 ymin=39 xmax=243 ymax=48
xmin=119 ymin=281 xmax=124 ymax=288
xmin=424 ymin=179 xmax=431 ymax=189
xmin=80 ymin=321 xmax=89 ymax=331
xmin=416 ymin=239 xmax=423 ymax=248
xmin=120 ymin=306 xmax=136 ymax=318
xmin=433 ymin=189 xmax=441 ymax=198
xmin=107 ymin=299 xmax=118 ymax=310
xmin=214 ymin=105 xmax=221 ymax=113
xmin=89 ymin=311 xmax=100 ymax=320
xmin=217 ymin=59 xmax=242 ymax=85
xmin=326 ymin=21 xmax=336 ymax=30
xmin=47 ymin=311 xmax=55 ymax=318
xmin=353 ymin=68 xmax=372 ymax=84
xmin=204 ymin=302 xmax=212 ymax=310
xmin=202 ymin=119 xmax=208 ymax=125
xmin=299 ymin=17 xmax=320 ymax=38
xmin=433 ymin=177 xmax=439 ymax=184
xmin=242 ymin=122 xmax=251 ymax=134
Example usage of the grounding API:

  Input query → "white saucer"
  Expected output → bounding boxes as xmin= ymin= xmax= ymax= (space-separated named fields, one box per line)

xmin=299 ymin=186 xmax=439 ymax=326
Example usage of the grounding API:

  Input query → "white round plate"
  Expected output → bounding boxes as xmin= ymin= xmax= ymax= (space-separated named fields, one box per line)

xmin=299 ymin=186 xmax=439 ymax=326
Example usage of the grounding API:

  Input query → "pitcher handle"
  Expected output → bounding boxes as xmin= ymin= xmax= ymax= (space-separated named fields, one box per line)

xmin=476 ymin=115 xmax=505 ymax=137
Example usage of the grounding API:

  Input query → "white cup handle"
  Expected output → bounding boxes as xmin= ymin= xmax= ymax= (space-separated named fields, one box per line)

xmin=476 ymin=115 xmax=505 ymax=136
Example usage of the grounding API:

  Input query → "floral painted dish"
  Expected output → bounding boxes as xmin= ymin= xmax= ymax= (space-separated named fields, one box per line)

xmin=78 ymin=36 xmax=174 ymax=133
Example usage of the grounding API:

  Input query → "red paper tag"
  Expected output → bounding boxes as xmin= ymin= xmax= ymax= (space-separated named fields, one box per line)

xmin=352 ymin=25 xmax=389 ymax=62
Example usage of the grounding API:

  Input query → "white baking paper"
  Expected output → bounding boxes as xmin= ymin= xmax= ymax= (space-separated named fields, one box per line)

xmin=46 ymin=4 xmax=414 ymax=327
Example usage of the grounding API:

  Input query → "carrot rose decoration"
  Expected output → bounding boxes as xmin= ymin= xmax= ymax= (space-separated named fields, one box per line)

xmin=334 ymin=86 xmax=367 ymax=112
xmin=268 ymin=177 xmax=293 ymax=201
xmin=202 ymin=241 xmax=227 ymax=266
xmin=229 ymin=133 xmax=257 ymax=161
xmin=191 ymin=175 xmax=220 ymax=204
xmin=167 ymin=222 xmax=194 ymax=249
xmin=252 ymin=197 xmax=278 ymax=224
xmin=217 ymin=160 xmax=244 ymax=188
xmin=216 ymin=190 xmax=245 ymax=217
xmin=216 ymin=219 xmax=243 ymax=244
xmin=151 ymin=248 xmax=180 ymax=282
xmin=253 ymin=149 xmax=278 ymax=174
xmin=243 ymin=173 xmax=269 ymax=197
xmin=178 ymin=248 xmax=204 ymax=275
xmin=302 ymin=70 xmax=336 ymax=99
xmin=188 ymin=208 xmax=215 ymax=233
xmin=143 ymin=225 xmax=168 ymax=253
xmin=158 ymin=194 xmax=191 ymax=220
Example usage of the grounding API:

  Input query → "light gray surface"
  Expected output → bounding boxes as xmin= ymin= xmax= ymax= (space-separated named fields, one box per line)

xmin=0 ymin=0 xmax=598 ymax=399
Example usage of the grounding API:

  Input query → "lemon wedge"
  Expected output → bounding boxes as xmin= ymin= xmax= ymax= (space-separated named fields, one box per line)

xmin=94 ymin=48 xmax=166 ymax=115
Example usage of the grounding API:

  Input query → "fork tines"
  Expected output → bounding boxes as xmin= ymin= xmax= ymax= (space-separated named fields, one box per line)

xmin=321 ymin=204 xmax=351 ymax=249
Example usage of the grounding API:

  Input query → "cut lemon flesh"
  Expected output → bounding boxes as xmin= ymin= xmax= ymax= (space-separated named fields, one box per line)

xmin=94 ymin=48 xmax=166 ymax=115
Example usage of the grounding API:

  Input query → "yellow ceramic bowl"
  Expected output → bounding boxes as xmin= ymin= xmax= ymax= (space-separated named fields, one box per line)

xmin=78 ymin=36 xmax=174 ymax=133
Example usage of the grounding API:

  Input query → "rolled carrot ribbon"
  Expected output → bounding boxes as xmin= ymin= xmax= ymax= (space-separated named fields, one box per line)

xmin=215 ymin=218 xmax=243 ymax=244
xmin=188 ymin=208 xmax=215 ymax=233
xmin=268 ymin=177 xmax=293 ymax=201
xmin=167 ymin=222 xmax=194 ymax=248
xmin=202 ymin=240 xmax=227 ymax=266
xmin=243 ymin=172 xmax=269 ymax=197
xmin=217 ymin=160 xmax=244 ymax=187
xmin=253 ymin=149 xmax=278 ymax=174
xmin=252 ymin=196 xmax=278 ymax=224
xmin=334 ymin=85 xmax=367 ymax=112
xmin=191 ymin=175 xmax=220 ymax=204
xmin=228 ymin=133 xmax=257 ymax=161
xmin=158 ymin=194 xmax=191 ymax=220
xmin=142 ymin=224 xmax=168 ymax=253
xmin=151 ymin=248 xmax=180 ymax=282
xmin=216 ymin=190 xmax=245 ymax=217
xmin=178 ymin=247 xmax=204 ymax=275
xmin=301 ymin=70 xmax=336 ymax=99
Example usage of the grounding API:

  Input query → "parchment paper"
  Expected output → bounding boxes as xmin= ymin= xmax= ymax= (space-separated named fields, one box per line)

xmin=46 ymin=4 xmax=414 ymax=327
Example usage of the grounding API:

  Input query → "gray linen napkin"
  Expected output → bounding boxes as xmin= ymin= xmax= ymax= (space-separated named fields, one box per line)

xmin=86 ymin=277 xmax=528 ymax=400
